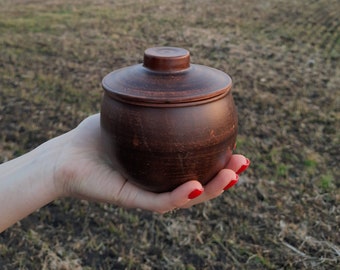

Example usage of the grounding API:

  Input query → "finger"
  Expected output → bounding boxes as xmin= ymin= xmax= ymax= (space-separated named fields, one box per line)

xmin=226 ymin=154 xmax=250 ymax=174
xmin=182 ymin=168 xmax=238 ymax=208
xmin=116 ymin=180 xmax=204 ymax=213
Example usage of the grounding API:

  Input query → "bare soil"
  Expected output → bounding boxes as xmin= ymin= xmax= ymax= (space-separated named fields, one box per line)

xmin=0 ymin=0 xmax=339 ymax=269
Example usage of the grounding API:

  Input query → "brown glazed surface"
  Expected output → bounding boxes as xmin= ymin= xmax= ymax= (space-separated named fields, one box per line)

xmin=100 ymin=47 xmax=238 ymax=192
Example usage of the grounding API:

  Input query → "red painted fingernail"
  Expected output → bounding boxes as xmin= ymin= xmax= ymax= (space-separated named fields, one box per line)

xmin=188 ymin=188 xmax=204 ymax=199
xmin=236 ymin=158 xmax=250 ymax=175
xmin=223 ymin=175 xmax=239 ymax=191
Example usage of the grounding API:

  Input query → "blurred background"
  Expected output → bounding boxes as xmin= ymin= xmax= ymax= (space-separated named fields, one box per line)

xmin=0 ymin=0 xmax=339 ymax=269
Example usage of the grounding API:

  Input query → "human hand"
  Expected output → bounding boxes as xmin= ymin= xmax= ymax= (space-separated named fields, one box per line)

xmin=54 ymin=114 xmax=250 ymax=213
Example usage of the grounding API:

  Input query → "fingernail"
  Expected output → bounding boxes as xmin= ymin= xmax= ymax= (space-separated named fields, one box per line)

xmin=188 ymin=188 xmax=204 ymax=199
xmin=223 ymin=175 xmax=239 ymax=191
xmin=236 ymin=158 xmax=250 ymax=175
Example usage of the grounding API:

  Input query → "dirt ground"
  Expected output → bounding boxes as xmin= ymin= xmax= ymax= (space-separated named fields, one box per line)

xmin=0 ymin=0 xmax=339 ymax=269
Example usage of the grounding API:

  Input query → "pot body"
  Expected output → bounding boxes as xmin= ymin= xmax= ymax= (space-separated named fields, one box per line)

xmin=100 ymin=92 xmax=237 ymax=193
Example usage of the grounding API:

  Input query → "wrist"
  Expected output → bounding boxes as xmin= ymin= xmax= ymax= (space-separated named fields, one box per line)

xmin=0 ymin=136 xmax=65 ymax=231
xmin=33 ymin=133 xmax=71 ymax=199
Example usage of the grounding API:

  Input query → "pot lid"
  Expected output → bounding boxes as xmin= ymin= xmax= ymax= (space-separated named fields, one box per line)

xmin=102 ymin=47 xmax=232 ymax=106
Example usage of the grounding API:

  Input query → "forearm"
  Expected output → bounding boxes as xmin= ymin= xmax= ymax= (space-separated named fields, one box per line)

xmin=0 ymin=137 xmax=63 ymax=232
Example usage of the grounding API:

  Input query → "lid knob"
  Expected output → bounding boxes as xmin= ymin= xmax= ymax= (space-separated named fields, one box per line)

xmin=143 ymin=47 xmax=190 ymax=72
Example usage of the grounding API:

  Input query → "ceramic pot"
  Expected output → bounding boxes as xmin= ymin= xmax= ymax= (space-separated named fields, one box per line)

xmin=100 ymin=47 xmax=237 ymax=192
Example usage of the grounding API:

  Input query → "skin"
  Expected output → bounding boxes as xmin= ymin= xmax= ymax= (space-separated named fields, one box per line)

xmin=0 ymin=114 xmax=249 ymax=233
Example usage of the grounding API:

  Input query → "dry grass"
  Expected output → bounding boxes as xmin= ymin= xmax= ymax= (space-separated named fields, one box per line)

xmin=0 ymin=0 xmax=339 ymax=269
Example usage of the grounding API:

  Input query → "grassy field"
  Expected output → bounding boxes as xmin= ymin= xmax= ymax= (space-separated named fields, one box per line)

xmin=0 ymin=0 xmax=339 ymax=269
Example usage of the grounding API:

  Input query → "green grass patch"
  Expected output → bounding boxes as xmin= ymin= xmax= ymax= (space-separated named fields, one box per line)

xmin=318 ymin=173 xmax=334 ymax=192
